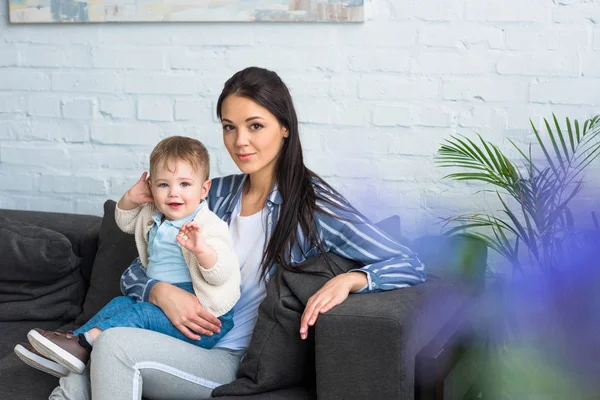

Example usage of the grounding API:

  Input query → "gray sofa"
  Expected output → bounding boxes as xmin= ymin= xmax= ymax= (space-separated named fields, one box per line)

xmin=0 ymin=200 xmax=487 ymax=400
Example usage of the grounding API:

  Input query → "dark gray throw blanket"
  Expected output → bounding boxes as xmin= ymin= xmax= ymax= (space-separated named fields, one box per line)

xmin=212 ymin=253 xmax=359 ymax=397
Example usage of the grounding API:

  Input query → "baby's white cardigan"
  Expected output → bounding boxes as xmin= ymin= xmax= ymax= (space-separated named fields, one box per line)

xmin=115 ymin=202 xmax=241 ymax=317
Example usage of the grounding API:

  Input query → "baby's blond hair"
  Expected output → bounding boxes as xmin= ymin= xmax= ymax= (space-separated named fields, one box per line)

xmin=150 ymin=136 xmax=210 ymax=181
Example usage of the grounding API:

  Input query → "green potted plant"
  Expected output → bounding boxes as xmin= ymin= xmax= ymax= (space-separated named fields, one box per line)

xmin=436 ymin=114 xmax=600 ymax=276
xmin=436 ymin=114 xmax=600 ymax=399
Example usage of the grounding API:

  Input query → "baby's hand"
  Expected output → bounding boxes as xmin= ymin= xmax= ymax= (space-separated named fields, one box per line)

xmin=127 ymin=172 xmax=154 ymax=205
xmin=176 ymin=222 xmax=208 ymax=255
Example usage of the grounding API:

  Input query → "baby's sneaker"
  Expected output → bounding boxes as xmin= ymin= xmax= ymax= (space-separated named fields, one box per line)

xmin=27 ymin=329 xmax=90 ymax=374
xmin=14 ymin=343 xmax=69 ymax=378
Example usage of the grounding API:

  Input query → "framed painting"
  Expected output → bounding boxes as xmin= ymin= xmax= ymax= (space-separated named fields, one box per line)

xmin=8 ymin=0 xmax=364 ymax=23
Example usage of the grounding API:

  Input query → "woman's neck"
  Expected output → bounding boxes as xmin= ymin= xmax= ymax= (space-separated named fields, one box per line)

xmin=241 ymin=168 xmax=275 ymax=215
xmin=245 ymin=165 xmax=275 ymax=197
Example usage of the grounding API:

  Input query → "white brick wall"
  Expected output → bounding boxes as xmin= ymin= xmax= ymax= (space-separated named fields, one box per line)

xmin=1 ymin=0 xmax=600 ymax=238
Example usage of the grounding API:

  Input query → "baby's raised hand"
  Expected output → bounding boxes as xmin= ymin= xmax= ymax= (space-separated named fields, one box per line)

xmin=127 ymin=172 xmax=154 ymax=205
xmin=176 ymin=221 xmax=208 ymax=255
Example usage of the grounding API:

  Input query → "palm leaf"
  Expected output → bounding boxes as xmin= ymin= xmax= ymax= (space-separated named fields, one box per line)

xmin=437 ymin=114 xmax=600 ymax=277
xmin=492 ymin=224 xmax=522 ymax=273
xmin=518 ymin=188 xmax=539 ymax=259
xmin=459 ymin=135 xmax=496 ymax=170
xmin=496 ymin=193 xmax=534 ymax=251
xmin=553 ymin=114 xmax=571 ymax=164
xmin=566 ymin=117 xmax=575 ymax=153
xmin=531 ymin=119 xmax=559 ymax=176
xmin=438 ymin=135 xmax=515 ymax=189
xmin=477 ymin=135 xmax=504 ymax=175
xmin=546 ymin=183 xmax=583 ymax=227
xmin=509 ymin=139 xmax=542 ymax=176
xmin=544 ymin=116 xmax=566 ymax=171
xmin=442 ymin=173 xmax=504 ymax=185
xmin=450 ymin=136 xmax=490 ymax=167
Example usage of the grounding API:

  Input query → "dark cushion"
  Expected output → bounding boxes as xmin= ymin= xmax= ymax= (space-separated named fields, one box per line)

xmin=75 ymin=200 xmax=138 ymax=324
xmin=374 ymin=214 xmax=413 ymax=247
xmin=0 ymin=216 xmax=81 ymax=282
xmin=0 ymin=209 xmax=102 ymax=286
xmin=213 ymin=253 xmax=358 ymax=397
xmin=0 ymin=217 xmax=85 ymax=322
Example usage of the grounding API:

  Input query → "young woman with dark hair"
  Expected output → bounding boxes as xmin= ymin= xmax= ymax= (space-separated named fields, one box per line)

xmin=48 ymin=67 xmax=426 ymax=400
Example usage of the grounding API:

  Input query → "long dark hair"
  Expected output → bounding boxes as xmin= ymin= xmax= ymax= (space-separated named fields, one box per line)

xmin=216 ymin=67 xmax=359 ymax=278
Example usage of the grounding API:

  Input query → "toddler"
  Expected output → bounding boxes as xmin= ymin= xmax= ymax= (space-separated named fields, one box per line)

xmin=15 ymin=136 xmax=241 ymax=375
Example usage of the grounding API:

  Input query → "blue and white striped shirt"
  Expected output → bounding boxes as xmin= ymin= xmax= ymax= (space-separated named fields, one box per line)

xmin=120 ymin=174 xmax=426 ymax=302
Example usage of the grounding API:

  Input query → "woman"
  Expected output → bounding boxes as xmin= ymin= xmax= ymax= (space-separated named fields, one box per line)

xmin=50 ymin=67 xmax=426 ymax=399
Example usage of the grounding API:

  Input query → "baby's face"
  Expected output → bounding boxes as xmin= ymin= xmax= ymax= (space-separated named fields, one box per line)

xmin=150 ymin=159 xmax=210 ymax=221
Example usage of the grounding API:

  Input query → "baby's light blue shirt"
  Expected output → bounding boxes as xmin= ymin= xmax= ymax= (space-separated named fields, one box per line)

xmin=146 ymin=202 xmax=204 ymax=283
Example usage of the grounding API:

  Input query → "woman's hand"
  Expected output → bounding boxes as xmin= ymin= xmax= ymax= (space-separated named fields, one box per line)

xmin=126 ymin=172 xmax=154 ymax=206
xmin=299 ymin=271 xmax=368 ymax=340
xmin=150 ymin=282 xmax=222 ymax=340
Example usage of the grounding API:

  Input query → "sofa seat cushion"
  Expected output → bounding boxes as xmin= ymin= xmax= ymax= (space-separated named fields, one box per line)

xmin=0 ymin=217 xmax=85 ymax=322
xmin=0 ymin=352 xmax=60 ymax=400
xmin=0 ymin=320 xmax=64 ymax=360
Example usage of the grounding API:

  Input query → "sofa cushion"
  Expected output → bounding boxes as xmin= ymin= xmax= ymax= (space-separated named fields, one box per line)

xmin=0 ymin=320 xmax=64 ymax=360
xmin=0 ymin=216 xmax=81 ymax=282
xmin=213 ymin=253 xmax=359 ymax=397
xmin=0 ymin=217 xmax=85 ymax=322
xmin=0 ymin=209 xmax=102 ymax=286
xmin=375 ymin=214 xmax=413 ymax=247
xmin=75 ymin=200 xmax=138 ymax=324
xmin=0 ymin=353 xmax=59 ymax=400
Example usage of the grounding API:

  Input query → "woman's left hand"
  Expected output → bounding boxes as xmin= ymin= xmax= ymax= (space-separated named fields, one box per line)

xmin=300 ymin=271 xmax=368 ymax=340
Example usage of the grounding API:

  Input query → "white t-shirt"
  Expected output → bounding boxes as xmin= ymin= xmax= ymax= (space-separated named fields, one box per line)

xmin=215 ymin=200 xmax=268 ymax=351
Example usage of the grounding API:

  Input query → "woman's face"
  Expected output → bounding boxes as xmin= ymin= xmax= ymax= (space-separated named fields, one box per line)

xmin=220 ymin=94 xmax=288 ymax=178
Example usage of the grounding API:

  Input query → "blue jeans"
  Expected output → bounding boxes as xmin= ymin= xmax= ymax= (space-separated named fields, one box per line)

xmin=73 ymin=282 xmax=234 ymax=349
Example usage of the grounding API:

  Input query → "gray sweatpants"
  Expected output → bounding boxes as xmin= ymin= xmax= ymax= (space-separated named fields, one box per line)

xmin=49 ymin=327 xmax=244 ymax=400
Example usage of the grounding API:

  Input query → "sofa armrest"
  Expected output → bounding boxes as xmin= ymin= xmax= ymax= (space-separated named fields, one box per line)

xmin=415 ymin=302 xmax=477 ymax=400
xmin=314 ymin=275 xmax=473 ymax=400
xmin=314 ymin=235 xmax=487 ymax=400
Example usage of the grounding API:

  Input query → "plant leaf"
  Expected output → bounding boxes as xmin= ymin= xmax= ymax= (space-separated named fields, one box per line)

xmin=544 ymin=116 xmax=566 ymax=172
xmin=566 ymin=117 xmax=575 ymax=153
xmin=531 ymin=119 xmax=559 ymax=176
xmin=496 ymin=193 xmax=532 ymax=250
xmin=553 ymin=113 xmax=571 ymax=164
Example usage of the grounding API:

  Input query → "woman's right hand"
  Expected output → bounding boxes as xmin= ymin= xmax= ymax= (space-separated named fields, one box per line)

xmin=126 ymin=172 xmax=154 ymax=206
xmin=149 ymin=282 xmax=222 ymax=340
